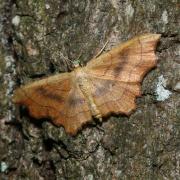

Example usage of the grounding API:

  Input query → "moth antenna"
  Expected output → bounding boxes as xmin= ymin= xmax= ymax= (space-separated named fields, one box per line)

xmin=60 ymin=52 xmax=74 ymax=71
xmin=94 ymin=40 xmax=109 ymax=58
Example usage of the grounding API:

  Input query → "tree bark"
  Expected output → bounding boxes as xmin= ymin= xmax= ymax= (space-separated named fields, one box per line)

xmin=0 ymin=0 xmax=180 ymax=179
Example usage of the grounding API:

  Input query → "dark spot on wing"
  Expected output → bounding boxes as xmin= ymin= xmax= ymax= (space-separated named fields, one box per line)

xmin=94 ymin=84 xmax=107 ymax=97
xmin=68 ymin=95 xmax=85 ymax=107
xmin=113 ymin=50 xmax=128 ymax=77
xmin=36 ymin=87 xmax=64 ymax=103
xmin=93 ymin=80 xmax=115 ymax=97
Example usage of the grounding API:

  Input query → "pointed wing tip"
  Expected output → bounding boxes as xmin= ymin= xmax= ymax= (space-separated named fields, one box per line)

xmin=12 ymin=94 xmax=17 ymax=103
xmin=141 ymin=33 xmax=161 ymax=39
xmin=155 ymin=33 xmax=161 ymax=38
xmin=137 ymin=33 xmax=161 ymax=44
xmin=12 ymin=88 xmax=23 ymax=104
xmin=151 ymin=33 xmax=161 ymax=42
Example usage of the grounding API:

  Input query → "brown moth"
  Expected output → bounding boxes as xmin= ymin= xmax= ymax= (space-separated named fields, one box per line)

xmin=13 ymin=34 xmax=161 ymax=135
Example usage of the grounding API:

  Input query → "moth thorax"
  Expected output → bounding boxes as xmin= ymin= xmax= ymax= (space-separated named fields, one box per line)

xmin=76 ymin=70 xmax=90 ymax=94
xmin=75 ymin=69 xmax=102 ymax=119
xmin=78 ymin=77 xmax=89 ymax=93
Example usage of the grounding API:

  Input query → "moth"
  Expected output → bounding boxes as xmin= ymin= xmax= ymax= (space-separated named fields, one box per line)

xmin=13 ymin=34 xmax=161 ymax=135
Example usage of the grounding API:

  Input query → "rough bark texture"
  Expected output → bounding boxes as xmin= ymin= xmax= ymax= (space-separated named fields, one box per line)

xmin=0 ymin=0 xmax=179 ymax=179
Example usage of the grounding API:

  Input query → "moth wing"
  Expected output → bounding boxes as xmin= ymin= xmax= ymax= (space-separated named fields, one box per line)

xmin=86 ymin=34 xmax=161 ymax=83
xmin=13 ymin=72 xmax=91 ymax=135
xmin=86 ymin=75 xmax=140 ymax=116
xmin=85 ymin=34 xmax=161 ymax=116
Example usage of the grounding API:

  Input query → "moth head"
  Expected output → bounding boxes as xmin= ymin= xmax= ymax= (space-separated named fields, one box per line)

xmin=73 ymin=59 xmax=84 ymax=68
